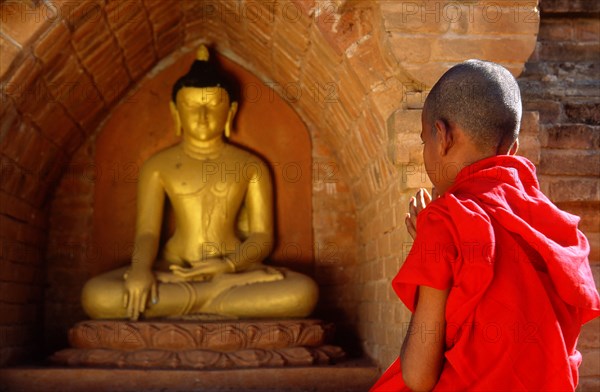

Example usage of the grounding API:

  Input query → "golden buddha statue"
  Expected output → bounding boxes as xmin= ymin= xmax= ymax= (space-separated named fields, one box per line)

xmin=81 ymin=46 xmax=318 ymax=321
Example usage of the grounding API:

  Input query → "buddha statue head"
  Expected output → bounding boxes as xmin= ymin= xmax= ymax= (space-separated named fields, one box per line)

xmin=169 ymin=45 xmax=239 ymax=139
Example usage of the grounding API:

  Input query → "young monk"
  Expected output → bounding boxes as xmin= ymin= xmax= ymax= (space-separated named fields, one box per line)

xmin=371 ymin=60 xmax=600 ymax=391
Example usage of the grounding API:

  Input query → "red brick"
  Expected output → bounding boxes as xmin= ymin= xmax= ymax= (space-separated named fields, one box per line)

xmin=345 ymin=34 xmax=395 ymax=93
xmin=290 ymin=0 xmax=315 ymax=17
xmin=0 ymin=214 xmax=45 ymax=246
xmin=538 ymin=42 xmax=600 ymax=62
xmin=316 ymin=5 xmax=374 ymax=56
xmin=0 ymin=192 xmax=42 ymax=228
xmin=274 ymin=15 xmax=310 ymax=55
xmin=71 ymin=15 xmax=114 ymax=61
xmin=540 ymin=0 xmax=600 ymax=14
xmin=0 ymin=282 xmax=43 ymax=304
xmin=520 ymin=111 xmax=540 ymax=137
xmin=0 ymin=237 xmax=44 ymax=266
xmin=523 ymin=100 xmax=561 ymax=123
xmin=541 ymin=176 xmax=600 ymax=204
xmin=0 ymin=261 xmax=42 ymax=285
xmin=54 ymin=73 xmax=106 ymax=128
xmin=60 ymin=0 xmax=105 ymax=31
xmin=0 ymin=325 xmax=36 ymax=347
xmin=0 ymin=1 xmax=56 ymax=47
xmin=465 ymin=4 xmax=540 ymax=36
xmin=0 ymin=121 xmax=33 ymax=164
xmin=31 ymin=102 xmax=81 ymax=152
xmin=432 ymin=36 xmax=536 ymax=63
xmin=4 ymin=53 xmax=42 ymax=106
xmin=32 ymin=21 xmax=71 ymax=64
xmin=0 ymin=35 xmax=20 ymax=80
xmin=403 ymin=61 xmax=454 ymax=88
xmin=271 ymin=43 xmax=302 ymax=83
xmin=0 ymin=346 xmax=30 ymax=366
xmin=17 ymin=125 xmax=59 ymax=177
xmin=540 ymin=150 xmax=600 ymax=177
xmin=0 ymin=302 xmax=40 ymax=325
xmin=538 ymin=18 xmax=573 ymax=42
xmin=579 ymin=348 xmax=600 ymax=377
xmin=579 ymin=376 xmax=600 ymax=391
xmin=380 ymin=1 xmax=451 ymax=34
xmin=388 ymin=33 xmax=432 ymax=64
xmin=575 ymin=18 xmax=600 ymax=42
xmin=542 ymin=125 xmax=600 ymax=150
xmin=145 ymin=0 xmax=182 ymax=53
xmin=42 ymin=48 xmax=81 ymax=95
xmin=564 ymin=103 xmax=600 ymax=126
xmin=367 ymin=77 xmax=405 ymax=124
xmin=123 ymin=46 xmax=156 ymax=81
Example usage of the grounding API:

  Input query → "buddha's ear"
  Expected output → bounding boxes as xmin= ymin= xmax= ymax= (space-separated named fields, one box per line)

xmin=169 ymin=101 xmax=181 ymax=137
xmin=225 ymin=101 xmax=238 ymax=138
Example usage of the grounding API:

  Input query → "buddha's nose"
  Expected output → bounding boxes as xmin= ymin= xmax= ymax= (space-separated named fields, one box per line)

xmin=197 ymin=107 xmax=208 ymax=124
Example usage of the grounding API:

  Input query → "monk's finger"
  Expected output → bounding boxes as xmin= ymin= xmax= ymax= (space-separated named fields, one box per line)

xmin=405 ymin=213 xmax=417 ymax=239
xmin=408 ymin=197 xmax=418 ymax=216
xmin=422 ymin=188 xmax=432 ymax=205
xmin=417 ymin=189 xmax=427 ymax=212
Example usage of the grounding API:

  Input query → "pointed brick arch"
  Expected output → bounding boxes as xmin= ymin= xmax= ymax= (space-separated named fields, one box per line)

xmin=0 ymin=0 xmax=540 ymax=368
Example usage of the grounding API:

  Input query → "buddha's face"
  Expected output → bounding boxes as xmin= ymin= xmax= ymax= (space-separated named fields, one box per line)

xmin=175 ymin=87 xmax=231 ymax=141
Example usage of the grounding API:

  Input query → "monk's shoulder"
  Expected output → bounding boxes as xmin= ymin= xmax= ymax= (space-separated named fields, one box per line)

xmin=417 ymin=198 xmax=457 ymax=239
xmin=421 ymin=197 xmax=451 ymax=222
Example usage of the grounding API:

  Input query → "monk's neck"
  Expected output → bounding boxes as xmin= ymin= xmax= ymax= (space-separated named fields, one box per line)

xmin=182 ymin=136 xmax=226 ymax=160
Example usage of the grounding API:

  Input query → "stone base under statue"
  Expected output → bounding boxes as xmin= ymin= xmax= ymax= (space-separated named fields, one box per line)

xmin=51 ymin=319 xmax=345 ymax=369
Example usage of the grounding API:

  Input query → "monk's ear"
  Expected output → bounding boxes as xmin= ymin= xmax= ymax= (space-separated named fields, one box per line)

xmin=169 ymin=102 xmax=181 ymax=137
xmin=434 ymin=119 xmax=453 ymax=156
xmin=507 ymin=138 xmax=519 ymax=156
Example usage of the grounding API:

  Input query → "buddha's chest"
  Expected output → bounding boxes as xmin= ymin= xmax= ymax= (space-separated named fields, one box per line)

xmin=161 ymin=159 xmax=250 ymax=201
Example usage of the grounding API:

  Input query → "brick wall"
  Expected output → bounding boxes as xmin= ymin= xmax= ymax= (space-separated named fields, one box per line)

xmin=518 ymin=1 xmax=600 ymax=389
xmin=44 ymin=138 xmax=96 ymax=354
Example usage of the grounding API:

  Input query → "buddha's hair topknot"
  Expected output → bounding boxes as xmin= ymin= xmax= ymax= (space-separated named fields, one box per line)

xmin=171 ymin=45 xmax=239 ymax=103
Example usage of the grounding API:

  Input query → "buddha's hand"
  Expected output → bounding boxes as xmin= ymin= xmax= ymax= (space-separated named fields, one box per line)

xmin=170 ymin=257 xmax=234 ymax=281
xmin=154 ymin=271 xmax=188 ymax=283
xmin=405 ymin=188 xmax=437 ymax=240
xmin=123 ymin=268 xmax=158 ymax=321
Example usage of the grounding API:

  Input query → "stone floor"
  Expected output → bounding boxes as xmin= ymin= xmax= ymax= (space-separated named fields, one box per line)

xmin=0 ymin=360 xmax=379 ymax=392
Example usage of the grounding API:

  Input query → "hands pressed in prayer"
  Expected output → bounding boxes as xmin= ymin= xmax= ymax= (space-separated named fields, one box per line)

xmin=405 ymin=188 xmax=438 ymax=240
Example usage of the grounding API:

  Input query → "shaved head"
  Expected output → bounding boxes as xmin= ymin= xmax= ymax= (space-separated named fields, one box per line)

xmin=424 ymin=60 xmax=522 ymax=153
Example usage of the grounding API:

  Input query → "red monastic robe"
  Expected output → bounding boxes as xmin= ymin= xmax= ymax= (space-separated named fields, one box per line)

xmin=371 ymin=155 xmax=600 ymax=391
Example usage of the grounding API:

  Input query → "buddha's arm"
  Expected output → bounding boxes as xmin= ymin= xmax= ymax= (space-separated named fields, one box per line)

xmin=228 ymin=159 xmax=274 ymax=271
xmin=124 ymin=160 xmax=165 ymax=320
xmin=131 ymin=161 xmax=165 ymax=269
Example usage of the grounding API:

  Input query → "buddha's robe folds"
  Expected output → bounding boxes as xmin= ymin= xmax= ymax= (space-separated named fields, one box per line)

xmin=372 ymin=156 xmax=600 ymax=391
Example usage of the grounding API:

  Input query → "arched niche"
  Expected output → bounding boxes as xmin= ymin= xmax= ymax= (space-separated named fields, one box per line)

xmin=92 ymin=50 xmax=314 ymax=275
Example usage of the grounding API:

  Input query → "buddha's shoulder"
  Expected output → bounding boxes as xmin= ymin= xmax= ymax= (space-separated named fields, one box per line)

xmin=226 ymin=144 xmax=268 ymax=166
xmin=141 ymin=145 xmax=182 ymax=170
